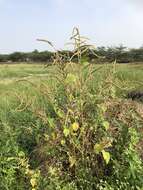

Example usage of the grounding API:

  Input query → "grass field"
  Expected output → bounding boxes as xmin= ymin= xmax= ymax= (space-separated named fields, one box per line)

xmin=0 ymin=63 xmax=143 ymax=95
xmin=0 ymin=63 xmax=143 ymax=130
xmin=0 ymin=63 xmax=143 ymax=190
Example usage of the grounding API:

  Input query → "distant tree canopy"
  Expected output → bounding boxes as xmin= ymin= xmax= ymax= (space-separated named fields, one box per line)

xmin=8 ymin=52 xmax=27 ymax=62
xmin=1 ymin=46 xmax=143 ymax=63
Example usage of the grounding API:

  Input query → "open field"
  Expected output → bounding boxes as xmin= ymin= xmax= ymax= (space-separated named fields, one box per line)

xmin=0 ymin=63 xmax=143 ymax=190
xmin=0 ymin=63 xmax=143 ymax=95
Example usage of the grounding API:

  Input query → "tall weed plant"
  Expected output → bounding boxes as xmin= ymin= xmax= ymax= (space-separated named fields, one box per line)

xmin=33 ymin=28 xmax=143 ymax=189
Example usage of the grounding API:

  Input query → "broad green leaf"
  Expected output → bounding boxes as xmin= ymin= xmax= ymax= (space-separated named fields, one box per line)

xmin=61 ymin=139 xmax=66 ymax=145
xmin=102 ymin=150 xmax=110 ymax=164
xmin=94 ymin=143 xmax=103 ymax=154
xmin=57 ymin=109 xmax=65 ymax=118
xmin=63 ymin=128 xmax=70 ymax=137
xmin=65 ymin=73 xmax=78 ymax=84
xmin=52 ymin=132 xmax=56 ymax=140
xmin=102 ymin=121 xmax=110 ymax=131
xmin=18 ymin=151 xmax=25 ymax=157
xmin=71 ymin=122 xmax=79 ymax=132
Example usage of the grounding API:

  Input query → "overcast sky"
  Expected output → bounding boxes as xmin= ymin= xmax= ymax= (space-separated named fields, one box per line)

xmin=0 ymin=0 xmax=143 ymax=53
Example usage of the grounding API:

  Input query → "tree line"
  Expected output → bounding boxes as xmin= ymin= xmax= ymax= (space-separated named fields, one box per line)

xmin=0 ymin=45 xmax=143 ymax=63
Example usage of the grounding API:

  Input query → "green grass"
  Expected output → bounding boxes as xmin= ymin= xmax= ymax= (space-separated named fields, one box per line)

xmin=0 ymin=63 xmax=142 ymax=82
xmin=0 ymin=62 xmax=142 ymax=132
xmin=0 ymin=62 xmax=142 ymax=121
xmin=0 ymin=63 xmax=48 ymax=78
xmin=0 ymin=63 xmax=143 ymax=95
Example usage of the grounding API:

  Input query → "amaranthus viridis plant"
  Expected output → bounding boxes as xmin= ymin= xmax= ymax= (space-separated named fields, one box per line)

xmin=37 ymin=27 xmax=114 ymax=179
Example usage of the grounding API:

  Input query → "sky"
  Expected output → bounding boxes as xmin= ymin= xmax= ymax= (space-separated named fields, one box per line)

xmin=0 ymin=0 xmax=143 ymax=53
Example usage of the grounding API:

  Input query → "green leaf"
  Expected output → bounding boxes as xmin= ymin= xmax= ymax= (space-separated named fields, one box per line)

xmin=18 ymin=151 xmax=25 ymax=157
xmin=71 ymin=122 xmax=79 ymax=132
xmin=102 ymin=121 xmax=110 ymax=131
xmin=65 ymin=73 xmax=78 ymax=84
xmin=63 ymin=128 xmax=70 ymax=137
xmin=102 ymin=150 xmax=110 ymax=164
xmin=94 ymin=143 xmax=103 ymax=154
xmin=57 ymin=109 xmax=65 ymax=118
xmin=61 ymin=139 xmax=66 ymax=145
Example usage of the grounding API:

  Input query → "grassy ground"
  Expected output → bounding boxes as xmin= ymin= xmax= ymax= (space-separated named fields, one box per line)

xmin=0 ymin=63 xmax=143 ymax=190
xmin=1 ymin=62 xmax=143 ymax=80
xmin=0 ymin=62 xmax=142 ymax=123
xmin=0 ymin=63 xmax=143 ymax=93
xmin=0 ymin=64 xmax=48 ymax=99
